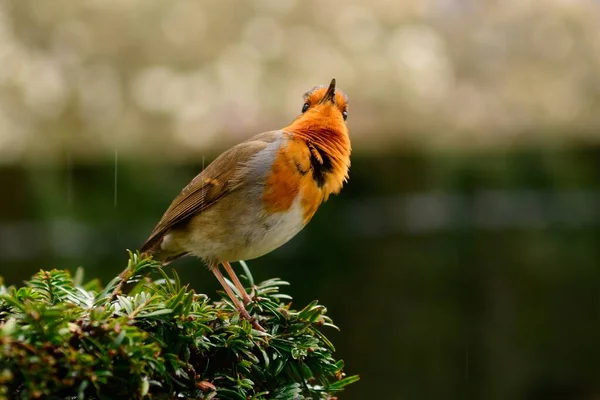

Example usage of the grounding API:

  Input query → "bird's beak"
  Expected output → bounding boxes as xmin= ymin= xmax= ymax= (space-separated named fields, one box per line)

xmin=319 ymin=78 xmax=336 ymax=104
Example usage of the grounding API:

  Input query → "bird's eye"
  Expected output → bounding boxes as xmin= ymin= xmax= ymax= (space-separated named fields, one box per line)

xmin=342 ymin=110 xmax=348 ymax=121
xmin=302 ymin=103 xmax=309 ymax=113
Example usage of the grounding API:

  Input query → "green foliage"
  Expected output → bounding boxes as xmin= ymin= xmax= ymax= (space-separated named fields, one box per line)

xmin=0 ymin=252 xmax=358 ymax=399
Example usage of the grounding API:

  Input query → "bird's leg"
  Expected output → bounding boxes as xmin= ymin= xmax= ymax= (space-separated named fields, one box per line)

xmin=211 ymin=264 xmax=265 ymax=332
xmin=222 ymin=261 xmax=252 ymax=305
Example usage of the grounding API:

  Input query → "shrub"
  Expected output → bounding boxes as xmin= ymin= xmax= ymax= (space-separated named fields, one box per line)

xmin=0 ymin=252 xmax=358 ymax=399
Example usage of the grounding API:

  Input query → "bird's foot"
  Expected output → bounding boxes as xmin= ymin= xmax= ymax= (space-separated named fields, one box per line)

xmin=241 ymin=292 xmax=253 ymax=306
xmin=238 ymin=307 xmax=265 ymax=332
xmin=241 ymin=286 xmax=259 ymax=305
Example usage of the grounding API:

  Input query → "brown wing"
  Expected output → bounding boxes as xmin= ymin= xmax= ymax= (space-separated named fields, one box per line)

xmin=140 ymin=130 xmax=282 ymax=252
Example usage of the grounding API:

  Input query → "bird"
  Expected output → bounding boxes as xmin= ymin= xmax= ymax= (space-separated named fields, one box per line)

xmin=138 ymin=78 xmax=351 ymax=331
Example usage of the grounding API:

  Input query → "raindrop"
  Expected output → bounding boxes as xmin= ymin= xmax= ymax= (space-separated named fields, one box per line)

xmin=114 ymin=149 xmax=118 ymax=207
xmin=465 ymin=350 xmax=469 ymax=380
xmin=66 ymin=152 xmax=73 ymax=206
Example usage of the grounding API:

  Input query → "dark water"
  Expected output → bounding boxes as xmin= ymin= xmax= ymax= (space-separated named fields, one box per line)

xmin=1 ymin=147 xmax=599 ymax=400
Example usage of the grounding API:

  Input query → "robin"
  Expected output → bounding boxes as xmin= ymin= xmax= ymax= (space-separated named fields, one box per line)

xmin=138 ymin=78 xmax=350 ymax=331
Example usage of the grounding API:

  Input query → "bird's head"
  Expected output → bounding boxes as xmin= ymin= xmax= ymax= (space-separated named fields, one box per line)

xmin=285 ymin=78 xmax=351 ymax=197
xmin=288 ymin=78 xmax=349 ymax=133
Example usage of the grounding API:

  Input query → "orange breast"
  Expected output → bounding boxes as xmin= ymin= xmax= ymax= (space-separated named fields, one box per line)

xmin=263 ymin=138 xmax=325 ymax=224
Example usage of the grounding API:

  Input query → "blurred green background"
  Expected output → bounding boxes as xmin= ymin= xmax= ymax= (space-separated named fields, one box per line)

xmin=1 ymin=0 xmax=600 ymax=399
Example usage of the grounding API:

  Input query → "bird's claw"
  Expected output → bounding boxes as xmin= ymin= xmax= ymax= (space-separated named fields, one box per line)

xmin=241 ymin=293 xmax=252 ymax=306
xmin=241 ymin=287 xmax=257 ymax=306
xmin=238 ymin=307 xmax=265 ymax=332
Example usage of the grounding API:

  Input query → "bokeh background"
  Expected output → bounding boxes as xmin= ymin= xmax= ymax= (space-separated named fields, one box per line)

xmin=1 ymin=0 xmax=600 ymax=398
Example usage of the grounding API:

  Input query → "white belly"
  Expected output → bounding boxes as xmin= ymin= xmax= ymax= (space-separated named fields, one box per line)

xmin=163 ymin=193 xmax=306 ymax=264
xmin=239 ymin=194 xmax=305 ymax=260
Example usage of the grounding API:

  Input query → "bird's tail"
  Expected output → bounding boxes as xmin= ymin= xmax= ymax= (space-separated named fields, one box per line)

xmin=139 ymin=246 xmax=188 ymax=266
